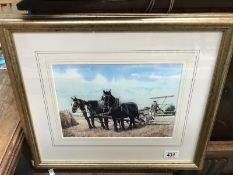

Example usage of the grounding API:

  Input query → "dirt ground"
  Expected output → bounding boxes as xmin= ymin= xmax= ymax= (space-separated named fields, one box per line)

xmin=62 ymin=117 xmax=174 ymax=137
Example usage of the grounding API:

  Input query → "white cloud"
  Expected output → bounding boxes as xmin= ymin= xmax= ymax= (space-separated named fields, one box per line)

xmin=131 ymin=73 xmax=141 ymax=78
xmin=168 ymin=75 xmax=180 ymax=79
xmin=148 ymin=74 xmax=162 ymax=80
xmin=53 ymin=68 xmax=181 ymax=110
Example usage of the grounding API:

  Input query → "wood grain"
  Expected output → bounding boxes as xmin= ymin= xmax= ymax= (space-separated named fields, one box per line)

xmin=208 ymin=141 xmax=233 ymax=153
xmin=0 ymin=69 xmax=24 ymax=175
xmin=0 ymin=70 xmax=20 ymax=157
xmin=211 ymin=57 xmax=233 ymax=141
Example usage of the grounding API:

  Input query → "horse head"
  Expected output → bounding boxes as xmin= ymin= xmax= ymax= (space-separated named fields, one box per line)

xmin=101 ymin=89 xmax=115 ymax=109
xmin=103 ymin=89 xmax=111 ymax=96
xmin=71 ymin=96 xmax=84 ymax=113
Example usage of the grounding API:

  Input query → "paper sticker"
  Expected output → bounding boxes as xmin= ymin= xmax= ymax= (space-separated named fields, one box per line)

xmin=164 ymin=151 xmax=179 ymax=159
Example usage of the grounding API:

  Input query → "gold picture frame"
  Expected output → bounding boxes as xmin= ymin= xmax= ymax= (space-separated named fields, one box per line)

xmin=0 ymin=14 xmax=232 ymax=170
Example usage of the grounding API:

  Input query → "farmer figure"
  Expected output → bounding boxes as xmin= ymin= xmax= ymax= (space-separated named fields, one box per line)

xmin=151 ymin=100 xmax=159 ymax=116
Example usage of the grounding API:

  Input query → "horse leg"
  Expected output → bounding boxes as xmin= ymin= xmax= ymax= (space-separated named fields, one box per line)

xmin=128 ymin=117 xmax=133 ymax=130
xmin=117 ymin=119 xmax=121 ymax=129
xmin=121 ymin=118 xmax=125 ymax=130
xmin=132 ymin=117 xmax=137 ymax=128
xmin=113 ymin=118 xmax=118 ymax=132
xmin=89 ymin=113 xmax=96 ymax=128
xmin=85 ymin=116 xmax=93 ymax=129
xmin=104 ymin=118 xmax=109 ymax=130
xmin=90 ymin=115 xmax=96 ymax=128
xmin=99 ymin=117 xmax=105 ymax=129
xmin=129 ymin=112 xmax=137 ymax=129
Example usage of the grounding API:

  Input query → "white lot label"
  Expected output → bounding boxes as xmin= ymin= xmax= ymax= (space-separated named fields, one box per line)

xmin=48 ymin=169 xmax=55 ymax=175
xmin=164 ymin=151 xmax=179 ymax=159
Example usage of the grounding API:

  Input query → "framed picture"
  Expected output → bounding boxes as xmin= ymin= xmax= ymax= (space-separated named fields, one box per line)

xmin=1 ymin=14 xmax=232 ymax=170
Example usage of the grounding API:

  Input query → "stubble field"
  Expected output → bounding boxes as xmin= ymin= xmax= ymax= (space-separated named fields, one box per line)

xmin=62 ymin=117 xmax=173 ymax=137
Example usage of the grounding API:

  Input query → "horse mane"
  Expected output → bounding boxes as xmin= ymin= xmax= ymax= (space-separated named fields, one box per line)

xmin=87 ymin=100 xmax=98 ymax=109
xmin=102 ymin=90 xmax=120 ymax=109
xmin=75 ymin=98 xmax=86 ymax=110
xmin=109 ymin=95 xmax=121 ymax=109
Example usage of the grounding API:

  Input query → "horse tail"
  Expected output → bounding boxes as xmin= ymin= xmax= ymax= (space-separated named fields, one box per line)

xmin=131 ymin=102 xmax=139 ymax=119
xmin=136 ymin=110 xmax=139 ymax=119
xmin=135 ymin=104 xmax=139 ymax=119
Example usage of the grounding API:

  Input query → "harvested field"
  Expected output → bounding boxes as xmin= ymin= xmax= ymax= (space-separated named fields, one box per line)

xmin=62 ymin=117 xmax=174 ymax=137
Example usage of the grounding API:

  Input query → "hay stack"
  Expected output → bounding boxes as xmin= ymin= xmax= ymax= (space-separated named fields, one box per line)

xmin=60 ymin=110 xmax=78 ymax=129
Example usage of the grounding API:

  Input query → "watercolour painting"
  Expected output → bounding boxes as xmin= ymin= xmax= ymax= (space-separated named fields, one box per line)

xmin=52 ymin=64 xmax=183 ymax=137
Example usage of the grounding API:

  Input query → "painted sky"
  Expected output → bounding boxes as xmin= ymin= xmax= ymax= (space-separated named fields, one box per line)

xmin=52 ymin=64 xmax=183 ymax=110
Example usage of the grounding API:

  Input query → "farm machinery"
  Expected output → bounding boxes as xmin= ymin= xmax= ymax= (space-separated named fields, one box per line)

xmin=138 ymin=95 xmax=176 ymax=125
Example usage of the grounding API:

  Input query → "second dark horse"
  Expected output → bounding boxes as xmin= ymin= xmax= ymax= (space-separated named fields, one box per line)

xmin=102 ymin=90 xmax=139 ymax=131
xmin=71 ymin=97 xmax=108 ymax=129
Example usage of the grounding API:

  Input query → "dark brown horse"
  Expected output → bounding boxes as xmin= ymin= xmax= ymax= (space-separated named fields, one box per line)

xmin=71 ymin=97 xmax=107 ymax=129
xmin=101 ymin=90 xmax=139 ymax=131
